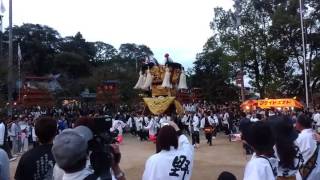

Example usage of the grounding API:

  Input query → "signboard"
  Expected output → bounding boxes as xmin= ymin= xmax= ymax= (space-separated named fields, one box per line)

xmin=257 ymin=99 xmax=303 ymax=109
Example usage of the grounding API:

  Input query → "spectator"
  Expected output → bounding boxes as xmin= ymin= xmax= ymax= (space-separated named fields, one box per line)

xmin=0 ymin=148 xmax=9 ymax=180
xmin=295 ymin=114 xmax=320 ymax=180
xmin=0 ymin=115 xmax=14 ymax=161
xmin=0 ymin=117 xmax=5 ymax=148
xmin=52 ymin=125 xmax=126 ymax=180
xmin=244 ymin=121 xmax=278 ymax=180
xmin=31 ymin=122 xmax=38 ymax=148
xmin=313 ymin=109 xmax=320 ymax=133
xmin=270 ymin=116 xmax=303 ymax=179
xmin=57 ymin=115 xmax=68 ymax=133
xmin=9 ymin=118 xmax=21 ymax=156
xmin=52 ymin=126 xmax=93 ymax=179
xmin=239 ymin=112 xmax=253 ymax=155
xmin=143 ymin=122 xmax=194 ymax=180
xmin=217 ymin=171 xmax=237 ymax=180
xmin=15 ymin=117 xmax=57 ymax=180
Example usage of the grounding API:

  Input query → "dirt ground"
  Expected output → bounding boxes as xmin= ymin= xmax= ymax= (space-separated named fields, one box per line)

xmin=10 ymin=133 xmax=248 ymax=180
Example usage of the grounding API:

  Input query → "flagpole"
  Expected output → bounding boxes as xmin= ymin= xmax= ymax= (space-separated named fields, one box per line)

xmin=299 ymin=0 xmax=309 ymax=109
xmin=0 ymin=0 xmax=5 ymax=60
xmin=7 ymin=0 xmax=13 ymax=115
xmin=0 ymin=15 xmax=3 ymax=59
xmin=18 ymin=43 xmax=21 ymax=102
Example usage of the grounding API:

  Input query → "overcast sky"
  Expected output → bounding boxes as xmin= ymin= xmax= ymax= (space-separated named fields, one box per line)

xmin=1 ymin=0 xmax=234 ymax=68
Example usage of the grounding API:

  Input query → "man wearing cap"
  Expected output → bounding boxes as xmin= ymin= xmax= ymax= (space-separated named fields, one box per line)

xmin=52 ymin=125 xmax=126 ymax=180
xmin=52 ymin=126 xmax=93 ymax=180
xmin=15 ymin=117 xmax=57 ymax=180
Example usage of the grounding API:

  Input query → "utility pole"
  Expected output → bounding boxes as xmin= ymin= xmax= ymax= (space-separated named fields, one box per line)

xmin=7 ymin=0 xmax=13 ymax=115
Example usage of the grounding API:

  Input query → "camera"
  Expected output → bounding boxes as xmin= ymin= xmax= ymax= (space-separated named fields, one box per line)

xmin=87 ymin=115 xmax=120 ymax=180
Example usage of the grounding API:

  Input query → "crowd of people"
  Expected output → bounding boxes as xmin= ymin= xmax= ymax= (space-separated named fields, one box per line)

xmin=0 ymin=103 xmax=319 ymax=180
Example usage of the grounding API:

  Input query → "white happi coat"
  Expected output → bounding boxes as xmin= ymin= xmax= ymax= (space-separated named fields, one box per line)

xmin=295 ymin=129 xmax=320 ymax=180
xmin=244 ymin=154 xmax=278 ymax=180
xmin=181 ymin=115 xmax=189 ymax=126
xmin=111 ymin=120 xmax=126 ymax=136
xmin=145 ymin=118 xmax=158 ymax=136
xmin=142 ymin=135 xmax=194 ymax=180
xmin=135 ymin=117 xmax=143 ymax=131
xmin=159 ymin=117 xmax=169 ymax=128
xmin=126 ymin=117 xmax=134 ymax=128
xmin=190 ymin=115 xmax=200 ymax=132
xmin=200 ymin=116 xmax=215 ymax=129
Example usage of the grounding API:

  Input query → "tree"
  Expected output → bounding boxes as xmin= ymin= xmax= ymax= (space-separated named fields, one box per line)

xmin=191 ymin=37 xmax=239 ymax=103
xmin=201 ymin=0 xmax=320 ymax=101
xmin=53 ymin=52 xmax=91 ymax=79
xmin=92 ymin=41 xmax=118 ymax=63
xmin=59 ymin=32 xmax=96 ymax=62
xmin=2 ymin=23 xmax=62 ymax=75
xmin=118 ymin=43 xmax=153 ymax=61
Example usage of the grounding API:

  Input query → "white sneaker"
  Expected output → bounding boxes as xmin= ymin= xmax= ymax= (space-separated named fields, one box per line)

xmin=13 ymin=154 xmax=18 ymax=157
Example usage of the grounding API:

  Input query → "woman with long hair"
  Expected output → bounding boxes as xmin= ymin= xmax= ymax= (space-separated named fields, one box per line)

xmin=271 ymin=116 xmax=303 ymax=180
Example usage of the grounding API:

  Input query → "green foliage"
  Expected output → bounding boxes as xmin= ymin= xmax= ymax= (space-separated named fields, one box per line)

xmin=59 ymin=32 xmax=96 ymax=62
xmin=196 ymin=0 xmax=320 ymax=101
xmin=191 ymin=36 xmax=239 ymax=103
xmin=93 ymin=41 xmax=118 ymax=63
xmin=3 ymin=24 xmax=61 ymax=75
xmin=53 ymin=52 xmax=91 ymax=78
xmin=119 ymin=43 xmax=153 ymax=61
xmin=0 ymin=23 xmax=156 ymax=105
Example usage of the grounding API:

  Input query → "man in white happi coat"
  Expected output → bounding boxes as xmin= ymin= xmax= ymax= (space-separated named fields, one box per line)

xmin=295 ymin=114 xmax=320 ymax=180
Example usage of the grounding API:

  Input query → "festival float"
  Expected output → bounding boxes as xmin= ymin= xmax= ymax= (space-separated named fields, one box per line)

xmin=133 ymin=54 xmax=187 ymax=115
xmin=18 ymin=75 xmax=61 ymax=107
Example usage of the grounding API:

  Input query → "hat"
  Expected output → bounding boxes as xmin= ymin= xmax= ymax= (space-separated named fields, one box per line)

xmin=52 ymin=126 xmax=93 ymax=169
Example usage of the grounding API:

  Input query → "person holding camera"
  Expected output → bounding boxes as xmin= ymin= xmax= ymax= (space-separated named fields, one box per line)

xmin=52 ymin=125 xmax=126 ymax=180
xmin=143 ymin=121 xmax=194 ymax=180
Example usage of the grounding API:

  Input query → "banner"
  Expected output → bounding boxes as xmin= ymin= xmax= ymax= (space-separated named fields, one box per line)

xmin=257 ymin=99 xmax=303 ymax=109
xmin=143 ymin=97 xmax=175 ymax=115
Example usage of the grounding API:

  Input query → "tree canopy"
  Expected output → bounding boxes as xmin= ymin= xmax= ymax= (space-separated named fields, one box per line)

xmin=192 ymin=0 xmax=320 ymax=103
xmin=0 ymin=23 xmax=154 ymax=104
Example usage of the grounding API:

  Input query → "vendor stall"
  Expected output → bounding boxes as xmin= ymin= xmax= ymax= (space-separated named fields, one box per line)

xmin=240 ymin=100 xmax=258 ymax=111
xmin=257 ymin=98 xmax=303 ymax=109
xmin=240 ymin=98 xmax=304 ymax=111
